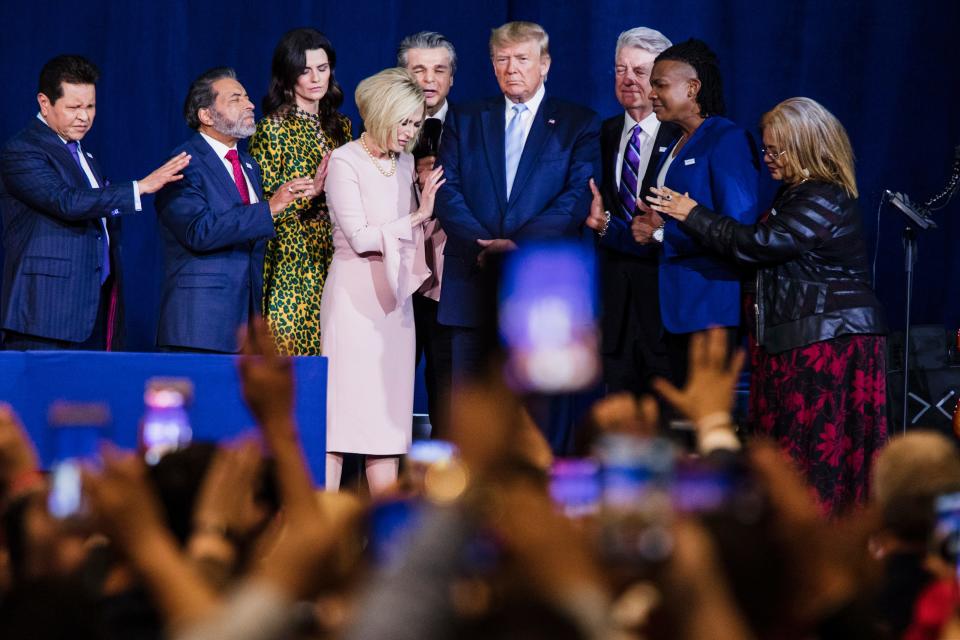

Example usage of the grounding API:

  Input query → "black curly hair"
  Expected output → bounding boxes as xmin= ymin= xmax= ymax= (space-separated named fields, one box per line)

xmin=655 ymin=38 xmax=725 ymax=117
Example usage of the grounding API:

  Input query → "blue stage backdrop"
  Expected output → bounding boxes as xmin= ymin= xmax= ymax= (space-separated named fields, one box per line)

xmin=1 ymin=0 xmax=958 ymax=352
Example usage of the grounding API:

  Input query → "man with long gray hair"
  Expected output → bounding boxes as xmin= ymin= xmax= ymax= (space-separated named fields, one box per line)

xmin=155 ymin=67 xmax=318 ymax=352
xmin=584 ymin=27 xmax=680 ymax=398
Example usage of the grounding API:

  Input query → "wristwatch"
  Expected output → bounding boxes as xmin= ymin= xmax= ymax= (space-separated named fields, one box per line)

xmin=652 ymin=224 xmax=665 ymax=243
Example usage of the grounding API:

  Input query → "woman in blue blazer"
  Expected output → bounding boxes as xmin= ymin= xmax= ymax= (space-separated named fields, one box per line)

xmin=631 ymin=39 xmax=760 ymax=384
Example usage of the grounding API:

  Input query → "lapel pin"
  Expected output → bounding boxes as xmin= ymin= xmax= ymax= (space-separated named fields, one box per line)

xmin=684 ymin=158 xmax=696 ymax=166
xmin=658 ymin=146 xmax=668 ymax=153
xmin=547 ymin=119 xmax=556 ymax=125
xmin=245 ymin=162 xmax=252 ymax=169
xmin=86 ymin=152 xmax=94 ymax=158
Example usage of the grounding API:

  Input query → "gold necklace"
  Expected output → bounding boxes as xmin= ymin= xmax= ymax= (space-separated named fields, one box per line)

xmin=359 ymin=133 xmax=397 ymax=177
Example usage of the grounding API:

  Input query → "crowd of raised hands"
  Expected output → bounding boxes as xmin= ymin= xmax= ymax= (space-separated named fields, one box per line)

xmin=2 ymin=324 xmax=960 ymax=640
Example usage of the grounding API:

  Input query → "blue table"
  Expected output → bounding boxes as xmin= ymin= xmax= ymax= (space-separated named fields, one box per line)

xmin=0 ymin=351 xmax=327 ymax=484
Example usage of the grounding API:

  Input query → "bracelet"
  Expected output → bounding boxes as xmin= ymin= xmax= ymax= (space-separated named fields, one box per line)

xmin=597 ymin=210 xmax=612 ymax=237
xmin=695 ymin=411 xmax=733 ymax=433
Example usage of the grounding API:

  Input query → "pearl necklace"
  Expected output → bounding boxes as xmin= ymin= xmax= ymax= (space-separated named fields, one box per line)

xmin=359 ymin=133 xmax=398 ymax=177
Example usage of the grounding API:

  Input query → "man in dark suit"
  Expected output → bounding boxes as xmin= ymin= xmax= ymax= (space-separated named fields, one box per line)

xmin=399 ymin=31 xmax=457 ymax=438
xmin=584 ymin=27 xmax=680 ymax=396
xmin=155 ymin=67 xmax=317 ymax=353
xmin=436 ymin=21 xmax=600 ymax=380
xmin=0 ymin=55 xmax=189 ymax=351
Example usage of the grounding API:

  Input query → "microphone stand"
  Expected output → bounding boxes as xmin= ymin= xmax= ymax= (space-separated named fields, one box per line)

xmin=884 ymin=190 xmax=935 ymax=433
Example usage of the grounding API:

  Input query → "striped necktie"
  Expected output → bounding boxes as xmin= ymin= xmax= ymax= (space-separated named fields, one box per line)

xmin=66 ymin=140 xmax=110 ymax=285
xmin=617 ymin=124 xmax=646 ymax=219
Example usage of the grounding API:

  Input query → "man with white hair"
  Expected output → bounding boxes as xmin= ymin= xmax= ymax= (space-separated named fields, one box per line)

xmin=585 ymin=27 xmax=680 ymax=397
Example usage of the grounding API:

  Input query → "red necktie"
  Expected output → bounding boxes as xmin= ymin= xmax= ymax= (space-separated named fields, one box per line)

xmin=224 ymin=149 xmax=251 ymax=205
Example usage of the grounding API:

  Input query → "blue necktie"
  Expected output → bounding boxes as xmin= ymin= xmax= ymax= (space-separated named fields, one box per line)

xmin=618 ymin=124 xmax=645 ymax=220
xmin=66 ymin=141 xmax=110 ymax=285
xmin=504 ymin=103 xmax=528 ymax=198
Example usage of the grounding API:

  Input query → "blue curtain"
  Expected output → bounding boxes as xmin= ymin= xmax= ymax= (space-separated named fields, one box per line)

xmin=1 ymin=0 xmax=958 ymax=351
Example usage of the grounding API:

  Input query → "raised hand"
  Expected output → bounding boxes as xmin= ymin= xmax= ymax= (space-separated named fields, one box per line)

xmin=652 ymin=327 xmax=745 ymax=425
xmin=647 ymin=186 xmax=697 ymax=222
xmin=268 ymin=177 xmax=317 ymax=215
xmin=411 ymin=165 xmax=445 ymax=226
xmin=585 ymin=178 xmax=609 ymax=232
xmin=0 ymin=403 xmax=39 ymax=494
xmin=138 ymin=151 xmax=191 ymax=194
xmin=312 ymin=152 xmax=331 ymax=194
xmin=238 ymin=317 xmax=295 ymax=428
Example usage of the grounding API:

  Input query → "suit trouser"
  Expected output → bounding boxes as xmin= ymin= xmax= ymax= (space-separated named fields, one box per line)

xmin=413 ymin=293 xmax=453 ymax=440
xmin=1 ymin=275 xmax=114 ymax=351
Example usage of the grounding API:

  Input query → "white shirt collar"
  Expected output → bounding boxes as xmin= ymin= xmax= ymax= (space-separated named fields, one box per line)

xmin=504 ymin=82 xmax=546 ymax=117
xmin=621 ymin=110 xmax=660 ymax=139
xmin=429 ymin=100 xmax=449 ymax=123
xmin=199 ymin=131 xmax=239 ymax=160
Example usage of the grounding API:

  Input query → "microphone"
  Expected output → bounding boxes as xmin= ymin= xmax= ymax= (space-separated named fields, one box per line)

xmin=885 ymin=190 xmax=936 ymax=229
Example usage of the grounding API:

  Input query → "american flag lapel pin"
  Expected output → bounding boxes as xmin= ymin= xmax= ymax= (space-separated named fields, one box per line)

xmin=86 ymin=152 xmax=94 ymax=158
xmin=245 ymin=162 xmax=253 ymax=169
xmin=547 ymin=118 xmax=556 ymax=125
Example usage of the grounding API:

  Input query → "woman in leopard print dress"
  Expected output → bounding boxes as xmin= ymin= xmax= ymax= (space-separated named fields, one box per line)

xmin=249 ymin=28 xmax=351 ymax=355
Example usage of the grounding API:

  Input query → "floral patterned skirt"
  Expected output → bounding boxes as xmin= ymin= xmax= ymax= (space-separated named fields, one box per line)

xmin=748 ymin=334 xmax=889 ymax=515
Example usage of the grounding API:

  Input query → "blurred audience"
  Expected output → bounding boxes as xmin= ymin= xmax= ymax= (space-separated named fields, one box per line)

xmin=1 ymin=324 xmax=958 ymax=640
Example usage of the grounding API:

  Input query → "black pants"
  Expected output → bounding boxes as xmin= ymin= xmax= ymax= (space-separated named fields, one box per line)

xmin=2 ymin=276 xmax=114 ymax=351
xmin=413 ymin=293 xmax=453 ymax=439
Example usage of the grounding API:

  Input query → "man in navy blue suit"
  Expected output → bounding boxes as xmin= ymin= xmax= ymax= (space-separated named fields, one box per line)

xmin=435 ymin=21 xmax=601 ymax=379
xmin=155 ymin=67 xmax=317 ymax=353
xmin=0 ymin=55 xmax=190 ymax=351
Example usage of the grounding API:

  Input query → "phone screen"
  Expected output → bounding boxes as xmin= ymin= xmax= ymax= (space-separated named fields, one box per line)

xmin=550 ymin=458 xmax=601 ymax=518
xmin=141 ymin=378 xmax=194 ymax=465
xmin=933 ymin=492 xmax=960 ymax=565
xmin=498 ymin=241 xmax=599 ymax=393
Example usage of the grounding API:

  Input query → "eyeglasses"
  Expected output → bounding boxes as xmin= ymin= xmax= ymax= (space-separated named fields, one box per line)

xmin=760 ymin=146 xmax=787 ymax=161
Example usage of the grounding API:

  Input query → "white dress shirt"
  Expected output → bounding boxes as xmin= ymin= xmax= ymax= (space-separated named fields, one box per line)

xmin=615 ymin=110 xmax=661 ymax=195
xmin=199 ymin=132 xmax=259 ymax=203
xmin=430 ymin=99 xmax=449 ymax=123
xmin=503 ymin=82 xmax=546 ymax=150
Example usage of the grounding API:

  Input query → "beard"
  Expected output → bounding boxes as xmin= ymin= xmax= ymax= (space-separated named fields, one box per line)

xmin=209 ymin=106 xmax=256 ymax=139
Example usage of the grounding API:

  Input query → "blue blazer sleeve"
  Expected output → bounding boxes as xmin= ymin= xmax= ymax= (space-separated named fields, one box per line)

xmin=662 ymin=125 xmax=759 ymax=256
xmin=155 ymin=162 xmax=275 ymax=254
xmin=435 ymin=108 xmax=499 ymax=249
xmin=1 ymin=142 xmax=135 ymax=222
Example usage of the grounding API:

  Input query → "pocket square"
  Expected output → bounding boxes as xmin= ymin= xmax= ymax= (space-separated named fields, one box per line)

xmin=684 ymin=158 xmax=696 ymax=166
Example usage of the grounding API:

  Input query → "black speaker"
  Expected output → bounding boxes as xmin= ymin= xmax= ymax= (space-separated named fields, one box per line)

xmin=887 ymin=367 xmax=960 ymax=436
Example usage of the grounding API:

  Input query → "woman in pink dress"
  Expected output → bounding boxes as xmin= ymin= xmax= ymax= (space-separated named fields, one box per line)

xmin=321 ymin=68 xmax=444 ymax=494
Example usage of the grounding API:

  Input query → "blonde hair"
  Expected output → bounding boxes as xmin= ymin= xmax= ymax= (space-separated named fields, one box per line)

xmin=354 ymin=67 xmax=425 ymax=153
xmin=489 ymin=21 xmax=550 ymax=58
xmin=760 ymin=97 xmax=858 ymax=197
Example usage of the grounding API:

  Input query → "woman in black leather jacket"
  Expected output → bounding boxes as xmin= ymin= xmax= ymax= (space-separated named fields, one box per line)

xmin=647 ymin=97 xmax=887 ymax=515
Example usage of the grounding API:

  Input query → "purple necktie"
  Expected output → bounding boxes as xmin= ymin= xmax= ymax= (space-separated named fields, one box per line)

xmin=66 ymin=141 xmax=110 ymax=284
xmin=617 ymin=124 xmax=645 ymax=219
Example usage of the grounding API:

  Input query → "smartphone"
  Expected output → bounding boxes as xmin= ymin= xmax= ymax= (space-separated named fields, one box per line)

xmin=932 ymin=492 xmax=960 ymax=565
xmin=498 ymin=241 xmax=600 ymax=393
xmin=140 ymin=378 xmax=194 ymax=465
xmin=549 ymin=458 xmax=601 ymax=518
xmin=595 ymin=434 xmax=675 ymax=567
xmin=46 ymin=400 xmax=110 ymax=519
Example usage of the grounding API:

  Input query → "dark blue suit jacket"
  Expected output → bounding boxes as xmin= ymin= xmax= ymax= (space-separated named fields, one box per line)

xmin=154 ymin=133 xmax=275 ymax=352
xmin=654 ymin=116 xmax=760 ymax=333
xmin=0 ymin=118 xmax=134 ymax=344
xmin=435 ymin=94 xmax=601 ymax=328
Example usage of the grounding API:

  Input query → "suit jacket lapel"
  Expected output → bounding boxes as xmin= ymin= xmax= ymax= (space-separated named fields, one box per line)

xmin=601 ymin=114 xmax=624 ymax=214
xmin=507 ymin=97 xmax=555 ymax=207
xmin=30 ymin=119 xmax=90 ymax=187
xmin=191 ymin=134 xmax=246 ymax=206
xmin=640 ymin=121 xmax=681 ymax=198
xmin=240 ymin=150 xmax=265 ymax=202
xmin=480 ymin=98 xmax=507 ymax=216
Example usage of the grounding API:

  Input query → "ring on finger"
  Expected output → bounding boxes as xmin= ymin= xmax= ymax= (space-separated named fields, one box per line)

xmin=664 ymin=194 xmax=672 ymax=201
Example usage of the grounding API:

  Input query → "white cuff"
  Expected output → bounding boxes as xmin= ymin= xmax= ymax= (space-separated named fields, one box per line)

xmin=133 ymin=181 xmax=142 ymax=211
